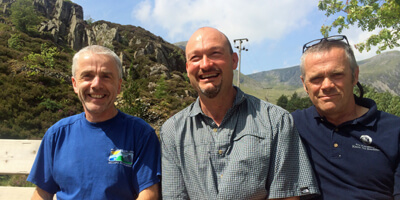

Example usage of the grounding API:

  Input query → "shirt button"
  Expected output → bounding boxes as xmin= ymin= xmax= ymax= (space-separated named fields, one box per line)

xmin=334 ymin=128 xmax=339 ymax=132
xmin=333 ymin=143 xmax=339 ymax=148
xmin=213 ymin=128 xmax=217 ymax=132
xmin=218 ymin=150 xmax=223 ymax=155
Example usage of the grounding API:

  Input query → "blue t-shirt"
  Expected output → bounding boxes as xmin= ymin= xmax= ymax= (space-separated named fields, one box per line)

xmin=292 ymin=98 xmax=400 ymax=200
xmin=28 ymin=111 xmax=161 ymax=200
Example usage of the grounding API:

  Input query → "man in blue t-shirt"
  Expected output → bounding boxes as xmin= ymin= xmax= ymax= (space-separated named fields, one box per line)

xmin=28 ymin=45 xmax=161 ymax=199
xmin=292 ymin=35 xmax=400 ymax=199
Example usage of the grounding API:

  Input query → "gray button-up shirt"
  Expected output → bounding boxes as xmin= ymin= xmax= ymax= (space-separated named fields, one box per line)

xmin=160 ymin=87 xmax=319 ymax=199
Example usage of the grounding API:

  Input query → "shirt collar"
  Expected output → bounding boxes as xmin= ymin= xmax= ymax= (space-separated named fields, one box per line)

xmin=189 ymin=86 xmax=246 ymax=117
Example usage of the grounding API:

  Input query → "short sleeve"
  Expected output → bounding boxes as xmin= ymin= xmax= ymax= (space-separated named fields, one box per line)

xmin=132 ymin=128 xmax=161 ymax=194
xmin=267 ymin=113 xmax=319 ymax=198
xmin=27 ymin=131 xmax=59 ymax=194
xmin=160 ymin=118 xmax=189 ymax=199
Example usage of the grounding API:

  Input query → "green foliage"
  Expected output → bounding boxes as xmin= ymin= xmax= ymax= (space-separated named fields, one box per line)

xmin=0 ymin=69 xmax=82 ymax=139
xmin=169 ymin=48 xmax=186 ymax=63
xmin=10 ymin=0 xmax=41 ymax=33
xmin=282 ymin=84 xmax=400 ymax=117
xmin=0 ymin=175 xmax=34 ymax=187
xmin=155 ymin=76 xmax=167 ymax=99
xmin=85 ymin=16 xmax=95 ymax=25
xmin=362 ymin=84 xmax=400 ymax=116
xmin=278 ymin=92 xmax=313 ymax=113
xmin=39 ymin=98 xmax=63 ymax=111
xmin=319 ymin=0 xmax=400 ymax=53
xmin=277 ymin=95 xmax=289 ymax=109
xmin=120 ymin=77 xmax=150 ymax=120
xmin=7 ymin=33 xmax=22 ymax=50
xmin=24 ymin=43 xmax=59 ymax=69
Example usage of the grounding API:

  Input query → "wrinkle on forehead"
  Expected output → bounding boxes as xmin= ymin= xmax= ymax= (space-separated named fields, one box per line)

xmin=186 ymin=27 xmax=227 ymax=58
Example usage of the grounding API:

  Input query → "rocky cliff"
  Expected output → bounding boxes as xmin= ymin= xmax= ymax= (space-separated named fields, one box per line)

xmin=2 ymin=0 xmax=187 ymax=77
xmin=0 ymin=0 xmax=194 ymax=136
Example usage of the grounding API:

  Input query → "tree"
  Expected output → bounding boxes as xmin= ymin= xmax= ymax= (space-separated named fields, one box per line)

xmin=10 ymin=0 xmax=41 ymax=33
xmin=319 ymin=0 xmax=400 ymax=53
xmin=277 ymin=95 xmax=289 ymax=109
xmin=277 ymin=92 xmax=313 ymax=113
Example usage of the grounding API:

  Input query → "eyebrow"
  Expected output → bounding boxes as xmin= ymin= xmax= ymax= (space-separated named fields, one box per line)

xmin=78 ymin=69 xmax=115 ymax=77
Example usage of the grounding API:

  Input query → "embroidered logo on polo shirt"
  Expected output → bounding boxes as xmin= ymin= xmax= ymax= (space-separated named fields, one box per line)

xmin=352 ymin=143 xmax=380 ymax=152
xmin=108 ymin=149 xmax=134 ymax=167
xmin=360 ymin=135 xmax=372 ymax=145
xmin=300 ymin=187 xmax=311 ymax=194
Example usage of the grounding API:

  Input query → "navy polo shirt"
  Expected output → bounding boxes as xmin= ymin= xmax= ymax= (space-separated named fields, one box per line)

xmin=292 ymin=97 xmax=400 ymax=200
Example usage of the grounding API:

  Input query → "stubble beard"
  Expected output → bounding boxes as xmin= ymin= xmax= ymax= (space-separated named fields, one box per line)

xmin=200 ymin=84 xmax=221 ymax=98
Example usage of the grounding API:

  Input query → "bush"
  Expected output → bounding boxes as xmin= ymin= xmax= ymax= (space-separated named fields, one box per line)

xmin=10 ymin=0 xmax=41 ymax=33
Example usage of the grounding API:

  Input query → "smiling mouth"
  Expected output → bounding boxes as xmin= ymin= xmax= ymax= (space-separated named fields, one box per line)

xmin=89 ymin=94 xmax=105 ymax=99
xmin=199 ymin=73 xmax=219 ymax=79
xmin=319 ymin=94 xmax=338 ymax=99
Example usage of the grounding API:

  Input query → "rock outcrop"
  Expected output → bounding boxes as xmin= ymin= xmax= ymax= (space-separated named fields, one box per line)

xmin=1 ymin=0 xmax=187 ymax=77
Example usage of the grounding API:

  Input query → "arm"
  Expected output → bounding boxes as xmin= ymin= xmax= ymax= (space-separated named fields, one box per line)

xmin=267 ymin=113 xmax=319 ymax=198
xmin=160 ymin=122 xmax=189 ymax=199
xmin=31 ymin=187 xmax=54 ymax=200
xmin=137 ymin=183 xmax=160 ymax=200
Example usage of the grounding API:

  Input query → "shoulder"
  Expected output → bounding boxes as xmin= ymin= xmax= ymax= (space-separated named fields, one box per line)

xmin=359 ymin=98 xmax=400 ymax=124
xmin=46 ymin=113 xmax=84 ymax=135
xmin=117 ymin=111 xmax=155 ymax=134
xmin=376 ymin=109 xmax=400 ymax=124
xmin=291 ymin=106 xmax=314 ymax=121
xmin=244 ymin=93 xmax=291 ymax=119
xmin=161 ymin=102 xmax=195 ymax=130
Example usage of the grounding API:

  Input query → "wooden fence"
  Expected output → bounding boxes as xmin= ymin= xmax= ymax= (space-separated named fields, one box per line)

xmin=0 ymin=139 xmax=41 ymax=199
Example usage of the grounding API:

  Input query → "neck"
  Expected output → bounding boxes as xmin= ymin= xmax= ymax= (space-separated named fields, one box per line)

xmin=322 ymin=104 xmax=368 ymax=126
xmin=85 ymin=107 xmax=118 ymax=123
xmin=199 ymin=87 xmax=237 ymax=126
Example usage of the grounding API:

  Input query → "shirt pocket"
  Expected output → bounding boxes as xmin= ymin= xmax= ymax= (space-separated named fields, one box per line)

xmin=231 ymin=131 xmax=269 ymax=173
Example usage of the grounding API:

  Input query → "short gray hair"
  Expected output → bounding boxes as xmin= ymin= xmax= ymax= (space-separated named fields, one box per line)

xmin=72 ymin=45 xmax=123 ymax=79
xmin=300 ymin=40 xmax=358 ymax=81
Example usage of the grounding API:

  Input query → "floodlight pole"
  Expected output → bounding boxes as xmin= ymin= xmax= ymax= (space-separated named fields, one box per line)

xmin=233 ymin=38 xmax=248 ymax=88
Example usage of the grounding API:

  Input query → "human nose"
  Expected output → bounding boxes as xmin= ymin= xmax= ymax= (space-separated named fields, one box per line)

xmin=91 ymin=76 xmax=102 ymax=89
xmin=200 ymin=55 xmax=213 ymax=70
xmin=321 ymin=78 xmax=334 ymax=89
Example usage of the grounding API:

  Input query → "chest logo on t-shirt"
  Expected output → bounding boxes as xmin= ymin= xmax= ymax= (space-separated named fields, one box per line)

xmin=108 ymin=149 xmax=134 ymax=167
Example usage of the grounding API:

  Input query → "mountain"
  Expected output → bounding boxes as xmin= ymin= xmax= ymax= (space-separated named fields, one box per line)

xmin=0 ymin=0 xmax=195 ymax=138
xmin=236 ymin=51 xmax=400 ymax=103
xmin=1 ymin=0 xmax=399 ymax=139
xmin=173 ymin=41 xmax=187 ymax=51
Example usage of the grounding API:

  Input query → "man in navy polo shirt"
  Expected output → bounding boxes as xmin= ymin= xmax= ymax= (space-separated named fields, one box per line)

xmin=292 ymin=35 xmax=400 ymax=199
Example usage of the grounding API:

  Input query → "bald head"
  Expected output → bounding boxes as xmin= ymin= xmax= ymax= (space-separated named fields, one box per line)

xmin=185 ymin=27 xmax=233 ymax=60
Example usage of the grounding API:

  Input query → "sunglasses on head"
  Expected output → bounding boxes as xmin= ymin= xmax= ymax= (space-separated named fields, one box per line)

xmin=302 ymin=35 xmax=349 ymax=53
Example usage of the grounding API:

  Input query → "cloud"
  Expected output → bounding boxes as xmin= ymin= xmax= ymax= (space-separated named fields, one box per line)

xmin=342 ymin=26 xmax=400 ymax=61
xmin=132 ymin=0 xmax=316 ymax=43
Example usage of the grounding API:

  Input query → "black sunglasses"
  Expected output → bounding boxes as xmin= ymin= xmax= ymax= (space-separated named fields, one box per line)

xmin=302 ymin=35 xmax=349 ymax=53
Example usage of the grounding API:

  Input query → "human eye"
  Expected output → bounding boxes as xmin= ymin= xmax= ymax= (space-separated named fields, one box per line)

xmin=189 ymin=54 xmax=201 ymax=62
xmin=209 ymin=50 xmax=223 ymax=58
xmin=309 ymin=76 xmax=323 ymax=84
xmin=80 ymin=72 xmax=93 ymax=80
xmin=332 ymin=73 xmax=344 ymax=79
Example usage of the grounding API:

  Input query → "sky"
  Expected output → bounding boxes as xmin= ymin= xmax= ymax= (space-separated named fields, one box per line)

xmin=72 ymin=0 xmax=399 ymax=75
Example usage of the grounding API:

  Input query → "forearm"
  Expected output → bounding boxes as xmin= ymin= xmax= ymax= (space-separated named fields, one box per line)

xmin=31 ymin=187 xmax=54 ymax=200
xmin=137 ymin=183 xmax=160 ymax=200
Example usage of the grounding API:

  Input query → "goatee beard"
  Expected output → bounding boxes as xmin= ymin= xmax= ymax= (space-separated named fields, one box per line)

xmin=200 ymin=84 xmax=221 ymax=98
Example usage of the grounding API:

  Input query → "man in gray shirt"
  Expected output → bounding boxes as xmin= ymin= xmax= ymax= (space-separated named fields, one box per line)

xmin=160 ymin=27 xmax=319 ymax=200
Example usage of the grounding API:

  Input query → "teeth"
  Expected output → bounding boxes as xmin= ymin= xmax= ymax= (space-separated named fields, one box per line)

xmin=201 ymin=74 xmax=218 ymax=79
xmin=90 ymin=94 xmax=105 ymax=99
